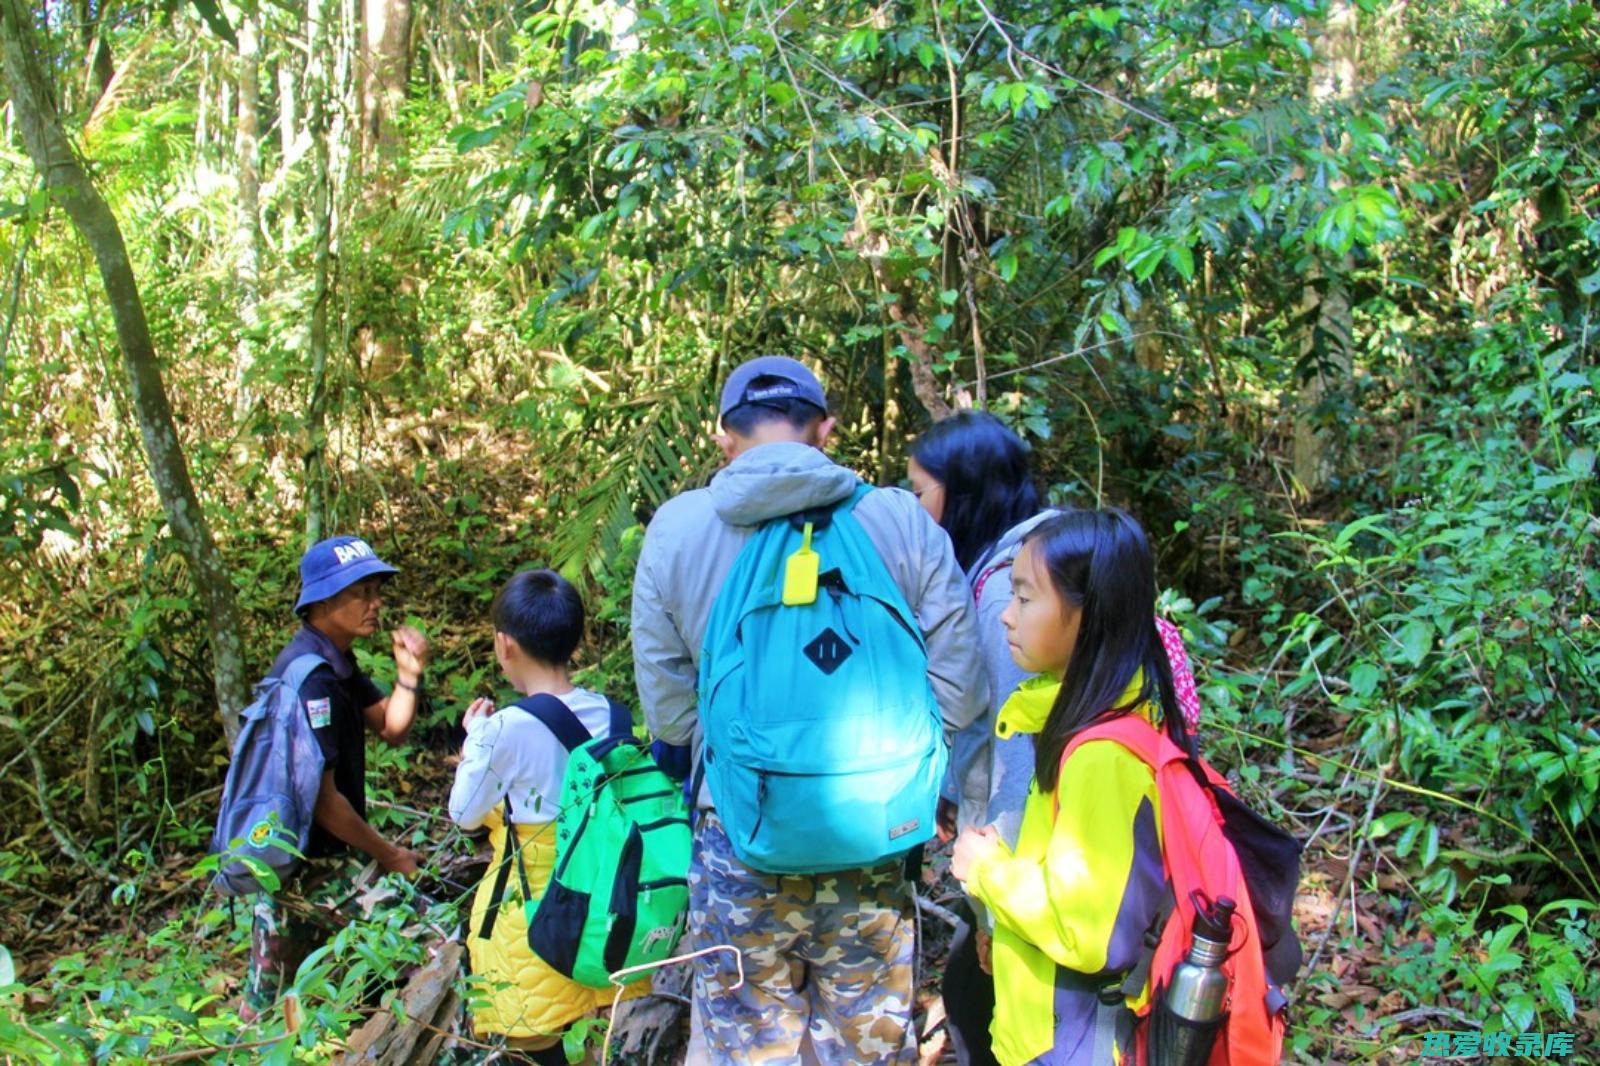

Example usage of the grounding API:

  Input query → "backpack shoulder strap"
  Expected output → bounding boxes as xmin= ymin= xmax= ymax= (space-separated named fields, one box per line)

xmin=1061 ymin=713 xmax=1183 ymax=770
xmin=605 ymin=697 xmax=633 ymax=740
xmin=839 ymin=481 xmax=872 ymax=511
xmin=281 ymin=653 xmax=329 ymax=693
xmin=510 ymin=693 xmax=593 ymax=752
xmin=1056 ymin=714 xmax=1184 ymax=821
xmin=972 ymin=558 xmax=1012 ymax=604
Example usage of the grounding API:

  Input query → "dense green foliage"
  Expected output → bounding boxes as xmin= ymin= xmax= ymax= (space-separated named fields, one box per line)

xmin=0 ymin=0 xmax=1596 ymax=1061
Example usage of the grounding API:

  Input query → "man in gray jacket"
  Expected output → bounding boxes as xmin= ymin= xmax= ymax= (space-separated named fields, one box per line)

xmin=632 ymin=356 xmax=986 ymax=1064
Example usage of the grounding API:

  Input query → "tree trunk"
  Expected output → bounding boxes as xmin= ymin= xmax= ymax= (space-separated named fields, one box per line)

xmin=304 ymin=0 xmax=337 ymax=546
xmin=1294 ymin=0 xmax=1358 ymax=494
xmin=0 ymin=0 xmax=250 ymax=744
xmin=195 ymin=49 xmax=209 ymax=150
xmin=360 ymin=0 xmax=413 ymax=158
xmin=232 ymin=11 xmax=263 ymax=420
xmin=78 ymin=0 xmax=113 ymax=107
xmin=275 ymin=44 xmax=298 ymax=244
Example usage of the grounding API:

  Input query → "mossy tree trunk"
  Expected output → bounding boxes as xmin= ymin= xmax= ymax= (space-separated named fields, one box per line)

xmin=232 ymin=9 xmax=263 ymax=421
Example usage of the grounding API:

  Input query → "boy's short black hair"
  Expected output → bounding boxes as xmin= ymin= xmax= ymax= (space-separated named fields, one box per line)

xmin=720 ymin=376 xmax=827 ymax=436
xmin=492 ymin=568 xmax=585 ymax=666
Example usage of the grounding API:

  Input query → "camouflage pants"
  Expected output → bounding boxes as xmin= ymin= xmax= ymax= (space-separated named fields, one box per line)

xmin=244 ymin=857 xmax=362 ymax=1016
xmin=688 ymin=814 xmax=917 ymax=1065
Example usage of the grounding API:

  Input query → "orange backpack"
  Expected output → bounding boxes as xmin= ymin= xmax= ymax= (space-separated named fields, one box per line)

xmin=1062 ymin=716 xmax=1301 ymax=1066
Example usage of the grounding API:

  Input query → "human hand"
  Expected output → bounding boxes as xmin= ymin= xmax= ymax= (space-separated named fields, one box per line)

xmin=976 ymin=929 xmax=993 ymax=975
xmin=381 ymin=846 xmax=423 ymax=878
xmin=950 ymin=825 xmax=1000 ymax=883
xmin=462 ymin=697 xmax=495 ymax=732
xmin=392 ymin=625 xmax=430 ymax=686
xmin=936 ymin=797 xmax=959 ymax=844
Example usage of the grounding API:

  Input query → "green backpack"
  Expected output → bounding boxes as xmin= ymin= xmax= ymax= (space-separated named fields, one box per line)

xmin=490 ymin=693 xmax=692 ymax=989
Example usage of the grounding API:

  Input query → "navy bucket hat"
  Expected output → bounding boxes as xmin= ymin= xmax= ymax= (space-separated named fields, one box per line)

xmin=295 ymin=536 xmax=399 ymax=613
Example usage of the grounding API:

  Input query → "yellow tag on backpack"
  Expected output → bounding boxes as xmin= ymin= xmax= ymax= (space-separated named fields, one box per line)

xmin=782 ymin=522 xmax=819 ymax=605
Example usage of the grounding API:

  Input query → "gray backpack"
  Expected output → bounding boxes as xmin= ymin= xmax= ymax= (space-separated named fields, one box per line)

xmin=209 ymin=654 xmax=328 ymax=895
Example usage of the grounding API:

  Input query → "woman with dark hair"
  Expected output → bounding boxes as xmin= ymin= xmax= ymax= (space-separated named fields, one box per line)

xmin=908 ymin=411 xmax=1043 ymax=574
xmin=908 ymin=412 xmax=1199 ymax=1066
xmin=949 ymin=509 xmax=1187 ymax=1066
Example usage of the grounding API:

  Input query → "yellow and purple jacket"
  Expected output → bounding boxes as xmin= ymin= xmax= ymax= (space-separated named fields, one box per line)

xmin=965 ymin=674 xmax=1170 ymax=1066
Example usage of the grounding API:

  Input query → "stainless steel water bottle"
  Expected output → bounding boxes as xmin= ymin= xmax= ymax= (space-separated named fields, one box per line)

xmin=1151 ymin=893 xmax=1235 ymax=1066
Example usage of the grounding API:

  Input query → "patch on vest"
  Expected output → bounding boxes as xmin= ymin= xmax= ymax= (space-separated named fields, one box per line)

xmin=803 ymin=627 xmax=853 ymax=675
xmin=247 ymin=819 xmax=275 ymax=849
xmin=888 ymin=818 xmax=920 ymax=841
xmin=306 ymin=697 xmax=332 ymax=729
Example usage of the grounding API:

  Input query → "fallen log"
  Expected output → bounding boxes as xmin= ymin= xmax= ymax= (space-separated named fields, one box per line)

xmin=335 ymin=941 xmax=465 ymax=1065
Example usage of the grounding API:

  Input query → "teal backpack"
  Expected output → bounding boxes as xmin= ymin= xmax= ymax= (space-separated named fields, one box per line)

xmin=483 ymin=694 xmax=692 ymax=988
xmin=697 ymin=484 xmax=946 ymax=874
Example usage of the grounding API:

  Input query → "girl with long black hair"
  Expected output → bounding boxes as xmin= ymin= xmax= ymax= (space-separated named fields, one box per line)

xmin=908 ymin=413 xmax=1200 ymax=1066
xmin=950 ymin=509 xmax=1189 ymax=1066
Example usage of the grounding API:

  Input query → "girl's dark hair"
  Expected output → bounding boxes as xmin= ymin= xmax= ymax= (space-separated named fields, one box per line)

xmin=910 ymin=411 xmax=1041 ymax=571
xmin=492 ymin=568 xmax=585 ymax=666
xmin=1024 ymin=508 xmax=1189 ymax=792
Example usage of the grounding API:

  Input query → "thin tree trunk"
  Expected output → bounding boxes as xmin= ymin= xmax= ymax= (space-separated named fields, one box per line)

xmin=78 ymin=0 xmax=113 ymax=107
xmin=1294 ymin=0 xmax=1358 ymax=494
xmin=274 ymin=35 xmax=302 ymax=244
xmin=0 ymin=0 xmax=249 ymax=744
xmin=232 ymin=11 xmax=263 ymax=420
xmin=305 ymin=0 xmax=336 ymax=546
xmin=195 ymin=49 xmax=209 ymax=150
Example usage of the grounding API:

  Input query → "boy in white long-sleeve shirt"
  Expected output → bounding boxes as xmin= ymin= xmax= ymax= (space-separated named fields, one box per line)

xmin=448 ymin=569 xmax=630 ymax=1063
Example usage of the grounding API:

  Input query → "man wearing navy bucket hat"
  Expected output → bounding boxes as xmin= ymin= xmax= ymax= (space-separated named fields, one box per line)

xmin=242 ymin=534 xmax=431 ymax=1019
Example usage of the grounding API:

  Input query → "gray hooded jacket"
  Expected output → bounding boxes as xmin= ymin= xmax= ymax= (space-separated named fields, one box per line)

xmin=631 ymin=441 xmax=988 ymax=808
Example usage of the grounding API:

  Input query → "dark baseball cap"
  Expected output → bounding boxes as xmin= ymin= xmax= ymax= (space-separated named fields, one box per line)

xmin=294 ymin=535 xmax=399 ymax=613
xmin=718 ymin=356 xmax=828 ymax=418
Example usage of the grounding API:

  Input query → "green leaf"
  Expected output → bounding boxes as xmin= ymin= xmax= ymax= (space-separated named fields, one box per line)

xmin=1166 ymin=243 xmax=1194 ymax=282
xmin=1493 ymin=904 xmax=1529 ymax=926
xmin=1333 ymin=512 xmax=1401 ymax=550
xmin=1349 ymin=662 xmax=1382 ymax=699
xmin=0 ymin=944 xmax=13 ymax=986
xmin=1127 ymin=243 xmax=1165 ymax=281
xmin=1544 ymin=975 xmax=1577 ymax=1020
xmin=1369 ymin=811 xmax=1415 ymax=838
xmin=1565 ymin=448 xmax=1594 ymax=476
xmin=1087 ymin=6 xmax=1123 ymax=31
xmin=1502 ymin=993 xmax=1537 ymax=1033
xmin=1394 ymin=620 xmax=1434 ymax=667
xmin=263 ymin=1036 xmax=296 ymax=1066
xmin=454 ymin=126 xmax=501 ymax=153
xmin=998 ymin=250 xmax=1018 ymax=282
